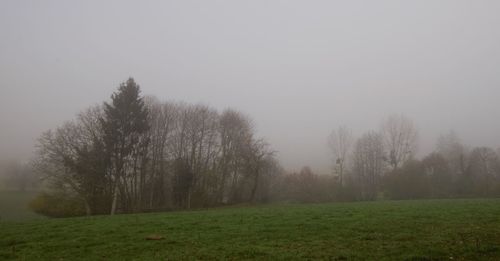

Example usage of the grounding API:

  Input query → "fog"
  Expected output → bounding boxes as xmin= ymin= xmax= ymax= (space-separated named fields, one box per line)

xmin=1 ymin=0 xmax=500 ymax=173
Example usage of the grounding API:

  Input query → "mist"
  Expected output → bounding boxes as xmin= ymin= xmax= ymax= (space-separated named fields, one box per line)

xmin=1 ymin=0 xmax=500 ymax=173
xmin=4 ymin=2 xmax=500 ymax=260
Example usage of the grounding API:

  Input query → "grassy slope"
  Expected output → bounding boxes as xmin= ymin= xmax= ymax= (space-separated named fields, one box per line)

xmin=0 ymin=191 xmax=44 ymax=222
xmin=1 ymin=199 xmax=500 ymax=260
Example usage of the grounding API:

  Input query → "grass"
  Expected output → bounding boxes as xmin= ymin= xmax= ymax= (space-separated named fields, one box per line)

xmin=1 ymin=199 xmax=500 ymax=260
xmin=0 ymin=190 xmax=44 ymax=222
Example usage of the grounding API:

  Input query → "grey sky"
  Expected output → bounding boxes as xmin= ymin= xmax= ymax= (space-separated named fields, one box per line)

xmin=1 ymin=0 xmax=500 ymax=173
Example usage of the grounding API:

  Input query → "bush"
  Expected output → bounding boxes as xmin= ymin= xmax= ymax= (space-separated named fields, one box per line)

xmin=383 ymin=160 xmax=430 ymax=200
xmin=29 ymin=192 xmax=86 ymax=217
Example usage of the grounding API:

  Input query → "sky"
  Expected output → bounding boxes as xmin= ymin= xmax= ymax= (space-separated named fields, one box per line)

xmin=1 ymin=0 xmax=500 ymax=173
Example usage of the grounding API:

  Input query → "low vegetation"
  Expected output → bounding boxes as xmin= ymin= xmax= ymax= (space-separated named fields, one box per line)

xmin=2 ymin=199 xmax=500 ymax=260
xmin=0 ymin=191 xmax=43 ymax=222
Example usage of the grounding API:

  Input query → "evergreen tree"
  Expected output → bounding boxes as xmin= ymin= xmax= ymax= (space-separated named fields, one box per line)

xmin=101 ymin=78 xmax=149 ymax=214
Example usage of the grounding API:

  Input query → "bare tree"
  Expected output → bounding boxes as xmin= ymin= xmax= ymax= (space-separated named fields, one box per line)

xmin=381 ymin=114 xmax=418 ymax=170
xmin=217 ymin=109 xmax=253 ymax=204
xmin=468 ymin=147 xmax=498 ymax=178
xmin=436 ymin=130 xmax=468 ymax=176
xmin=2 ymin=160 xmax=37 ymax=191
xmin=144 ymin=97 xmax=178 ymax=209
xmin=351 ymin=131 xmax=385 ymax=200
xmin=171 ymin=104 xmax=220 ymax=208
xmin=466 ymin=147 xmax=500 ymax=196
xmin=422 ymin=152 xmax=453 ymax=197
xmin=327 ymin=125 xmax=353 ymax=186
xmin=244 ymin=138 xmax=275 ymax=203
xmin=34 ymin=106 xmax=110 ymax=216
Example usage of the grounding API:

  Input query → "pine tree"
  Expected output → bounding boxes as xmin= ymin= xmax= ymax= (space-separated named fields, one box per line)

xmin=101 ymin=78 xmax=149 ymax=214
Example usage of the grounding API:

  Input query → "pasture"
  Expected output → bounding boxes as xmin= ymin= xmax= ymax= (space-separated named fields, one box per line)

xmin=1 ymin=199 xmax=500 ymax=260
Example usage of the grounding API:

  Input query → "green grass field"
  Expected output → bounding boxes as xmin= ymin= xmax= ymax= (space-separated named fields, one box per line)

xmin=1 ymin=199 xmax=500 ymax=260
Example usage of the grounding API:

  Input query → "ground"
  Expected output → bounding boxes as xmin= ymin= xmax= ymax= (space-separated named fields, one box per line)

xmin=1 ymin=199 xmax=500 ymax=260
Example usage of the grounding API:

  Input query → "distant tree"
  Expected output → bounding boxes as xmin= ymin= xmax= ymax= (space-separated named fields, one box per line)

xmin=277 ymin=167 xmax=319 ymax=203
xmin=467 ymin=147 xmax=497 ymax=178
xmin=328 ymin=125 xmax=353 ymax=186
xmin=2 ymin=160 xmax=37 ymax=191
xmin=383 ymin=160 xmax=429 ymax=200
xmin=244 ymin=138 xmax=274 ymax=203
xmin=465 ymin=147 xmax=500 ymax=196
xmin=436 ymin=130 xmax=468 ymax=177
xmin=351 ymin=131 xmax=385 ymax=200
xmin=422 ymin=152 xmax=453 ymax=198
xmin=381 ymin=115 xmax=418 ymax=170
xmin=275 ymin=166 xmax=339 ymax=203
xmin=253 ymin=156 xmax=283 ymax=203
xmin=297 ymin=166 xmax=317 ymax=202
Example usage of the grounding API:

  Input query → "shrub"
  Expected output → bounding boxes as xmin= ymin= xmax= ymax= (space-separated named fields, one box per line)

xmin=29 ymin=191 xmax=86 ymax=217
xmin=383 ymin=160 xmax=430 ymax=200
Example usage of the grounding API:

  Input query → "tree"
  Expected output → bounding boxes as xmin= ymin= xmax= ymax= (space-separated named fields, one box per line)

xmin=34 ymin=106 xmax=110 ymax=216
xmin=296 ymin=166 xmax=317 ymax=203
xmin=172 ymin=157 xmax=194 ymax=208
xmin=467 ymin=147 xmax=497 ymax=178
xmin=436 ymin=130 xmax=468 ymax=177
xmin=217 ymin=109 xmax=253 ymax=204
xmin=466 ymin=147 xmax=500 ymax=196
xmin=351 ymin=131 xmax=385 ymax=200
xmin=252 ymin=156 xmax=283 ymax=203
xmin=31 ymin=78 xmax=281 ymax=216
xmin=381 ymin=114 xmax=418 ymax=170
xmin=328 ymin=125 xmax=353 ymax=186
xmin=101 ymin=78 xmax=150 ymax=214
xmin=2 ymin=160 xmax=37 ymax=191
xmin=244 ymin=138 xmax=274 ymax=203
xmin=422 ymin=152 xmax=452 ymax=198
xmin=383 ymin=160 xmax=429 ymax=200
xmin=144 ymin=97 xmax=178 ymax=209
xmin=169 ymin=104 xmax=221 ymax=208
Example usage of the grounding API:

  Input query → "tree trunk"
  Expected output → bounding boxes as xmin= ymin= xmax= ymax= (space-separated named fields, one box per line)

xmin=250 ymin=168 xmax=260 ymax=203
xmin=84 ymin=200 xmax=92 ymax=216
xmin=187 ymin=188 xmax=191 ymax=209
xmin=110 ymin=184 xmax=118 ymax=215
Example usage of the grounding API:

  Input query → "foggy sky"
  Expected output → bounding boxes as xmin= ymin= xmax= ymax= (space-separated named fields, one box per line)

xmin=1 ymin=0 xmax=500 ymax=173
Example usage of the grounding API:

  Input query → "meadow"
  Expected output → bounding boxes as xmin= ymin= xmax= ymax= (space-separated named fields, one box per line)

xmin=1 ymin=199 xmax=500 ymax=260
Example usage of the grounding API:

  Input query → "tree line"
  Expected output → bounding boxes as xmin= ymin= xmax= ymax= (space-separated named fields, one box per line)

xmin=31 ymin=78 xmax=277 ymax=216
xmin=25 ymin=79 xmax=500 ymax=217
xmin=319 ymin=117 xmax=500 ymax=202
xmin=268 ymin=118 xmax=500 ymax=204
